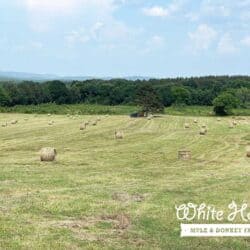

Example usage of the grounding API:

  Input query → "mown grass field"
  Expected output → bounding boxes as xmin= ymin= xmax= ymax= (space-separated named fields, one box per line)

xmin=0 ymin=113 xmax=250 ymax=249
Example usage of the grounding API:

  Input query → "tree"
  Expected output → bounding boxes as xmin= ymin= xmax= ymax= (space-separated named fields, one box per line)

xmin=135 ymin=84 xmax=164 ymax=115
xmin=235 ymin=87 xmax=250 ymax=108
xmin=171 ymin=86 xmax=191 ymax=105
xmin=0 ymin=87 xmax=10 ymax=106
xmin=46 ymin=81 xmax=71 ymax=104
xmin=213 ymin=92 xmax=239 ymax=115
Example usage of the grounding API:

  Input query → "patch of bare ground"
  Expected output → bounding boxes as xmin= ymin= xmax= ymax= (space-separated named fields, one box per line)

xmin=46 ymin=213 xmax=131 ymax=241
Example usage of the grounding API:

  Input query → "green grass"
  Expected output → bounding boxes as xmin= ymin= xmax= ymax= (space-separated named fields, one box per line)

xmin=0 ymin=104 xmax=249 ymax=116
xmin=0 ymin=113 xmax=250 ymax=249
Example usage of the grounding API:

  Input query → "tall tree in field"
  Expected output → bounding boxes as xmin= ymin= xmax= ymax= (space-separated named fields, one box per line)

xmin=213 ymin=92 xmax=239 ymax=115
xmin=135 ymin=84 xmax=164 ymax=115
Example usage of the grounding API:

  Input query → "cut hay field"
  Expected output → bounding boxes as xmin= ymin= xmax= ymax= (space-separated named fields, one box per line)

xmin=0 ymin=113 xmax=250 ymax=250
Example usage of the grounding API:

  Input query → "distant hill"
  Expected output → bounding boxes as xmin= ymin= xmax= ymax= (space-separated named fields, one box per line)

xmin=0 ymin=71 xmax=151 ymax=82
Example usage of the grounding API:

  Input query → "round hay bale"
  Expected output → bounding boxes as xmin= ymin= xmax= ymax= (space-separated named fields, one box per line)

xmin=48 ymin=113 xmax=51 ymax=117
xmin=92 ymin=121 xmax=97 ymax=126
xmin=233 ymin=120 xmax=237 ymax=126
xmin=48 ymin=121 xmax=54 ymax=126
xmin=178 ymin=150 xmax=191 ymax=160
xmin=229 ymin=123 xmax=234 ymax=129
xmin=115 ymin=131 xmax=124 ymax=139
xmin=24 ymin=118 xmax=28 ymax=121
xmin=247 ymin=149 xmax=250 ymax=158
xmin=40 ymin=147 xmax=57 ymax=162
xmin=200 ymin=128 xmax=207 ymax=135
xmin=201 ymin=124 xmax=207 ymax=128
xmin=217 ymin=118 xmax=221 ymax=122
xmin=80 ymin=123 xmax=86 ymax=130
xmin=1 ymin=122 xmax=7 ymax=127
xmin=193 ymin=119 xmax=198 ymax=124
xmin=97 ymin=117 xmax=101 ymax=121
xmin=10 ymin=120 xmax=18 ymax=125
xmin=184 ymin=123 xmax=190 ymax=129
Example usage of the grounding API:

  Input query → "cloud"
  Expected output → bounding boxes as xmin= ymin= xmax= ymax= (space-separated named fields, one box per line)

xmin=241 ymin=36 xmax=250 ymax=47
xmin=201 ymin=0 xmax=231 ymax=17
xmin=143 ymin=6 xmax=169 ymax=17
xmin=143 ymin=0 xmax=184 ymax=18
xmin=217 ymin=34 xmax=238 ymax=55
xmin=188 ymin=24 xmax=217 ymax=51
xmin=18 ymin=0 xmax=121 ymax=31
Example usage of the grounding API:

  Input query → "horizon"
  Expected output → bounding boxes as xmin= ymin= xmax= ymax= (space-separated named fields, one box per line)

xmin=1 ymin=1 xmax=250 ymax=76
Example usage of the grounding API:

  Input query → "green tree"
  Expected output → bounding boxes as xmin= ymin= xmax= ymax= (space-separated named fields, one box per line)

xmin=213 ymin=92 xmax=239 ymax=115
xmin=0 ymin=87 xmax=10 ymax=106
xmin=235 ymin=87 xmax=250 ymax=108
xmin=171 ymin=86 xmax=191 ymax=105
xmin=135 ymin=84 xmax=164 ymax=115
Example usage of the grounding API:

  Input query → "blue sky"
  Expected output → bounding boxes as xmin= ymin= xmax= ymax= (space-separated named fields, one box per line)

xmin=1 ymin=0 xmax=250 ymax=77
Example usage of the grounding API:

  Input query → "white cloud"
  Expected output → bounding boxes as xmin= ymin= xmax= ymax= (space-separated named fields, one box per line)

xmin=188 ymin=24 xmax=217 ymax=51
xmin=217 ymin=34 xmax=237 ymax=55
xmin=143 ymin=0 xmax=184 ymax=18
xmin=143 ymin=6 xmax=169 ymax=17
xmin=241 ymin=36 xmax=250 ymax=47
xmin=201 ymin=1 xmax=231 ymax=17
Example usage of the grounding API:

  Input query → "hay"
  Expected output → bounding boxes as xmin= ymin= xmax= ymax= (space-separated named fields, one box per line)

xmin=80 ymin=123 xmax=86 ymax=130
xmin=40 ymin=147 xmax=57 ymax=162
xmin=115 ymin=131 xmax=124 ymax=139
xmin=48 ymin=121 xmax=54 ymax=126
xmin=1 ymin=122 xmax=7 ymax=127
xmin=229 ymin=123 xmax=234 ymax=129
xmin=247 ymin=151 xmax=250 ymax=158
xmin=184 ymin=123 xmax=190 ymax=129
xmin=11 ymin=120 xmax=18 ymax=125
xmin=178 ymin=150 xmax=191 ymax=160
xmin=217 ymin=118 xmax=221 ymax=121
xmin=200 ymin=128 xmax=207 ymax=135
xmin=97 ymin=117 xmax=101 ymax=121
xmin=92 ymin=121 xmax=97 ymax=126
xmin=193 ymin=119 xmax=198 ymax=123
xmin=233 ymin=120 xmax=237 ymax=126
xmin=201 ymin=124 xmax=207 ymax=128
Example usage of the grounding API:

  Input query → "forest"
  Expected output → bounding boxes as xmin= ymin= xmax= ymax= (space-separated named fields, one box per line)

xmin=0 ymin=76 xmax=249 ymax=108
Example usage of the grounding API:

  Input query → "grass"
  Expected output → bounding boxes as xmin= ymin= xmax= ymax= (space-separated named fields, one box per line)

xmin=0 ymin=113 xmax=250 ymax=249
xmin=0 ymin=104 xmax=249 ymax=116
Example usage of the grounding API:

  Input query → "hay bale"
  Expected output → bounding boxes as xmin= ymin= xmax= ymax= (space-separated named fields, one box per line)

xmin=247 ymin=148 xmax=250 ymax=158
xmin=217 ymin=118 xmax=221 ymax=122
xmin=92 ymin=121 xmax=97 ymax=126
xmin=193 ymin=119 xmax=198 ymax=124
xmin=48 ymin=121 xmax=54 ymax=126
xmin=115 ymin=131 xmax=124 ymax=139
xmin=11 ymin=120 xmax=18 ymax=125
xmin=200 ymin=128 xmax=207 ymax=135
xmin=201 ymin=124 xmax=207 ymax=128
xmin=40 ymin=147 xmax=57 ymax=162
xmin=229 ymin=123 xmax=234 ymax=129
xmin=233 ymin=120 xmax=237 ymax=126
xmin=184 ymin=123 xmax=190 ymax=129
xmin=48 ymin=113 xmax=51 ymax=117
xmin=97 ymin=117 xmax=101 ymax=121
xmin=24 ymin=118 xmax=28 ymax=121
xmin=80 ymin=123 xmax=86 ymax=130
xmin=1 ymin=122 xmax=7 ymax=127
xmin=178 ymin=150 xmax=191 ymax=160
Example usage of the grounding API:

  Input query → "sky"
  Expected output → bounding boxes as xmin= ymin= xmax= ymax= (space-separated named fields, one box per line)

xmin=0 ymin=0 xmax=250 ymax=77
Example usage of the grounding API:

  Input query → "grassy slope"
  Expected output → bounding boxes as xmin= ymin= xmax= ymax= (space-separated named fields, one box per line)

xmin=0 ymin=104 xmax=249 ymax=116
xmin=0 ymin=113 xmax=250 ymax=249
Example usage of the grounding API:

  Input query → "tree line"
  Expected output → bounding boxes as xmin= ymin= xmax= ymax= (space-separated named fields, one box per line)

xmin=0 ymin=76 xmax=249 ymax=111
